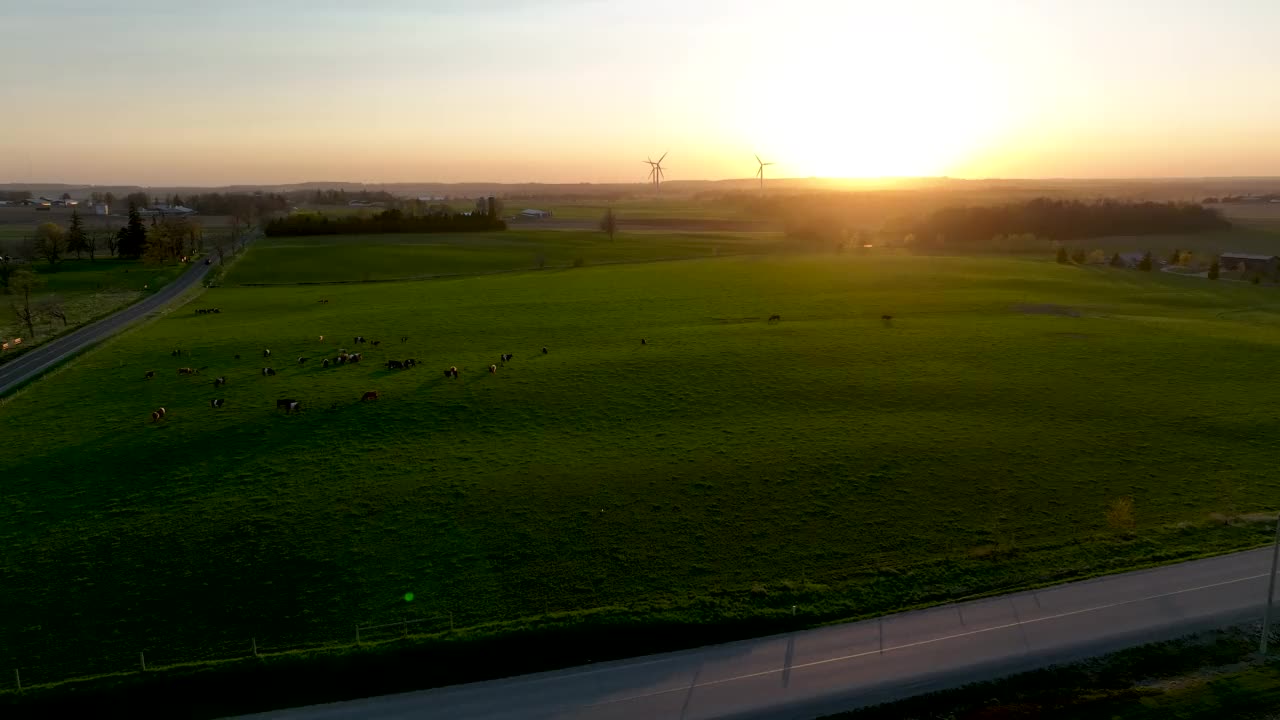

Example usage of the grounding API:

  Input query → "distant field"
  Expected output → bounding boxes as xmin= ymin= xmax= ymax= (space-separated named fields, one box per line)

xmin=226 ymin=229 xmax=783 ymax=284
xmin=1067 ymin=227 xmax=1280 ymax=257
xmin=5 ymin=254 xmax=1280 ymax=687
xmin=1212 ymin=202 xmax=1280 ymax=230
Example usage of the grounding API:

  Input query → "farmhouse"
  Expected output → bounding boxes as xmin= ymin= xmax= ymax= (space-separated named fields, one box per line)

xmin=1219 ymin=253 xmax=1279 ymax=275
xmin=520 ymin=208 xmax=552 ymax=219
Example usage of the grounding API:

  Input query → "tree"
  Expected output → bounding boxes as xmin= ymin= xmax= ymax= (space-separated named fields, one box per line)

xmin=125 ymin=191 xmax=149 ymax=209
xmin=66 ymin=210 xmax=88 ymax=259
xmin=107 ymin=228 xmax=121 ymax=257
xmin=1086 ymin=249 xmax=1107 ymax=265
xmin=34 ymin=222 xmax=67 ymax=269
xmin=60 ymin=192 xmax=71 ymax=201
xmin=1208 ymin=261 xmax=1220 ymax=279
xmin=103 ymin=191 xmax=116 ymax=207
xmin=0 ymin=251 xmax=13 ymax=292
xmin=1138 ymin=251 xmax=1153 ymax=271
xmin=1106 ymin=497 xmax=1136 ymax=534
xmin=38 ymin=295 xmax=67 ymax=327
xmin=10 ymin=269 xmax=43 ymax=340
xmin=1109 ymin=252 xmax=1123 ymax=268
xmin=1070 ymin=248 xmax=1086 ymax=264
xmin=599 ymin=208 xmax=617 ymax=241
xmin=84 ymin=226 xmax=99 ymax=261
xmin=1168 ymin=248 xmax=1181 ymax=265
xmin=1056 ymin=246 xmax=1069 ymax=264
xmin=118 ymin=204 xmax=148 ymax=259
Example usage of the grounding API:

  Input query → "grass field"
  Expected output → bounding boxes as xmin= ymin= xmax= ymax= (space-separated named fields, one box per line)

xmin=5 ymin=253 xmax=1280 ymax=691
xmin=225 ymin=229 xmax=782 ymax=284
xmin=0 ymin=258 xmax=188 ymax=352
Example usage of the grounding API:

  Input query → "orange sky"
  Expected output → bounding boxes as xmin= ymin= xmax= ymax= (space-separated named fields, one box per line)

xmin=2 ymin=0 xmax=1278 ymax=185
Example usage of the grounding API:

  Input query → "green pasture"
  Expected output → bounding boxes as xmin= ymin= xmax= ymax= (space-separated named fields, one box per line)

xmin=0 ymin=258 xmax=187 ymax=349
xmin=4 ymin=254 xmax=1280 ymax=687
xmin=226 ymin=229 xmax=782 ymax=284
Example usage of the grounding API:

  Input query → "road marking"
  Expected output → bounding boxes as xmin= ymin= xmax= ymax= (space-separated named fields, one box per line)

xmin=587 ymin=571 xmax=1269 ymax=708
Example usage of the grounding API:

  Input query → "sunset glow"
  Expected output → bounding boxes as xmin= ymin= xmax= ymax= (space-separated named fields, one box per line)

xmin=2 ymin=0 xmax=1278 ymax=185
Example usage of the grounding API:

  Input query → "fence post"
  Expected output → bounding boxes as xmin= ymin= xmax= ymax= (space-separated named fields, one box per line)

xmin=252 ymin=637 xmax=258 ymax=657
xmin=355 ymin=625 xmax=361 ymax=645
xmin=14 ymin=668 xmax=21 ymax=693
xmin=140 ymin=651 xmax=146 ymax=672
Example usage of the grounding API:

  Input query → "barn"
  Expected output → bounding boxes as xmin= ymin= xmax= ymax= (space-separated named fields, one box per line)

xmin=1219 ymin=253 xmax=1279 ymax=276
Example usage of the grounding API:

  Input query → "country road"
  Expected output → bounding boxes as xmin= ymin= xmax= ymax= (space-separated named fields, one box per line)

xmin=241 ymin=546 xmax=1278 ymax=720
xmin=0 ymin=255 xmax=219 ymax=397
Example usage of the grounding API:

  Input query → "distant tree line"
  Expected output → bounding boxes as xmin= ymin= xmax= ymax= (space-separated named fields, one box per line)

xmin=1 ymin=190 xmax=33 ymax=202
xmin=264 ymin=208 xmax=505 ymax=237
xmin=296 ymin=189 xmax=398 ymax=205
xmin=912 ymin=199 xmax=1229 ymax=247
xmin=1203 ymin=194 xmax=1280 ymax=204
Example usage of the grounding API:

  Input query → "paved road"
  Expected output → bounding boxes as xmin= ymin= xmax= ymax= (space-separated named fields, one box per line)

xmin=0 ymin=258 xmax=219 ymax=396
xmin=243 ymin=547 xmax=1277 ymax=720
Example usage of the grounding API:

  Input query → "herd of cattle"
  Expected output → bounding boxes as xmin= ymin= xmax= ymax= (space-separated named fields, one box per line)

xmin=143 ymin=335 xmax=559 ymax=423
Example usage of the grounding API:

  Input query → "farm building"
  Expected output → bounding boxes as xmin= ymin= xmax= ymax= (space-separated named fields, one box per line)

xmin=1219 ymin=253 xmax=1279 ymax=275
xmin=520 ymin=209 xmax=552 ymax=219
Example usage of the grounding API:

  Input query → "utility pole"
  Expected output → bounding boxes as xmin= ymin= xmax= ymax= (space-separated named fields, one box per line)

xmin=1261 ymin=512 xmax=1280 ymax=654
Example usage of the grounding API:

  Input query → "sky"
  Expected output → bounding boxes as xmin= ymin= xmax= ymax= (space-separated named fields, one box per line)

xmin=2 ymin=0 xmax=1278 ymax=186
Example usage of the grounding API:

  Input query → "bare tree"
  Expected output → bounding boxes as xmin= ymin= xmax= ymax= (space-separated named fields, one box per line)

xmin=599 ymin=208 xmax=618 ymax=241
xmin=84 ymin=227 xmax=99 ymax=261
xmin=38 ymin=295 xmax=67 ymax=327
xmin=10 ymin=269 xmax=43 ymax=340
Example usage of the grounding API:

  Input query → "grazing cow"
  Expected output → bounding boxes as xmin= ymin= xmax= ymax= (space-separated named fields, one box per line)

xmin=388 ymin=360 xmax=404 ymax=370
xmin=145 ymin=371 xmax=155 ymax=380
xmin=350 ymin=353 xmax=362 ymax=363
xmin=263 ymin=349 xmax=271 ymax=358
xmin=211 ymin=398 xmax=225 ymax=409
xmin=171 ymin=349 xmax=181 ymax=357
xmin=768 ymin=314 xmax=781 ymax=322
xmin=407 ymin=358 xmax=417 ymax=367
xmin=317 ymin=299 xmax=329 ymax=304
xmin=298 ymin=357 xmax=308 ymax=365
xmin=213 ymin=308 xmax=221 ymax=314
xmin=361 ymin=391 xmax=379 ymax=402
xmin=322 ymin=359 xmax=330 ymax=368
xmin=287 ymin=401 xmax=301 ymax=414
xmin=213 ymin=376 xmax=226 ymax=387
xmin=443 ymin=368 xmax=451 ymax=378
xmin=178 ymin=367 xmax=198 ymax=375
xmin=881 ymin=314 xmax=893 ymax=325
xmin=234 ymin=354 xmax=241 ymax=360
xmin=151 ymin=407 xmax=167 ymax=422
xmin=446 ymin=366 xmax=459 ymax=378
xmin=354 ymin=336 xmax=365 ymax=344
xmin=372 ymin=340 xmax=381 ymax=347
xmin=262 ymin=367 xmax=276 ymax=376
xmin=489 ymin=364 xmax=497 ymax=374
xmin=542 ymin=346 xmax=548 ymax=354
xmin=319 ymin=335 xmax=325 ymax=342
xmin=640 ymin=338 xmax=647 ymax=345
xmin=400 ymin=336 xmax=408 ymax=343
xmin=276 ymin=398 xmax=296 ymax=410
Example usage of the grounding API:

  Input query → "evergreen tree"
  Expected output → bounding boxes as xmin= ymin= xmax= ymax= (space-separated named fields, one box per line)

xmin=1109 ymin=252 xmax=1123 ymax=267
xmin=1070 ymin=248 xmax=1086 ymax=264
xmin=1169 ymin=248 xmax=1181 ymax=265
xmin=118 ymin=203 xmax=149 ymax=259
xmin=66 ymin=210 xmax=88 ymax=259
xmin=1208 ymin=261 xmax=1220 ymax=280
xmin=1056 ymin=246 xmax=1069 ymax=264
xmin=1138 ymin=251 xmax=1153 ymax=271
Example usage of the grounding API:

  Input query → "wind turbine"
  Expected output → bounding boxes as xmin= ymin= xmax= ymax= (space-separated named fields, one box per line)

xmin=645 ymin=152 xmax=668 ymax=192
xmin=754 ymin=154 xmax=774 ymax=192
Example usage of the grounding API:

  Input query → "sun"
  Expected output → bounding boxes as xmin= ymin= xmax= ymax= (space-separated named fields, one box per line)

xmin=726 ymin=13 xmax=1009 ymax=179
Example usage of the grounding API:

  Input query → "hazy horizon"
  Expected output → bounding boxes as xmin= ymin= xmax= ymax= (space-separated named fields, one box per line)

xmin=4 ymin=0 xmax=1278 ymax=186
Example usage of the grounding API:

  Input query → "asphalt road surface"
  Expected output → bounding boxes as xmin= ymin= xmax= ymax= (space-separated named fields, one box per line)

xmin=0 ymin=257 xmax=218 ymax=396
xmin=243 ymin=546 xmax=1277 ymax=720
